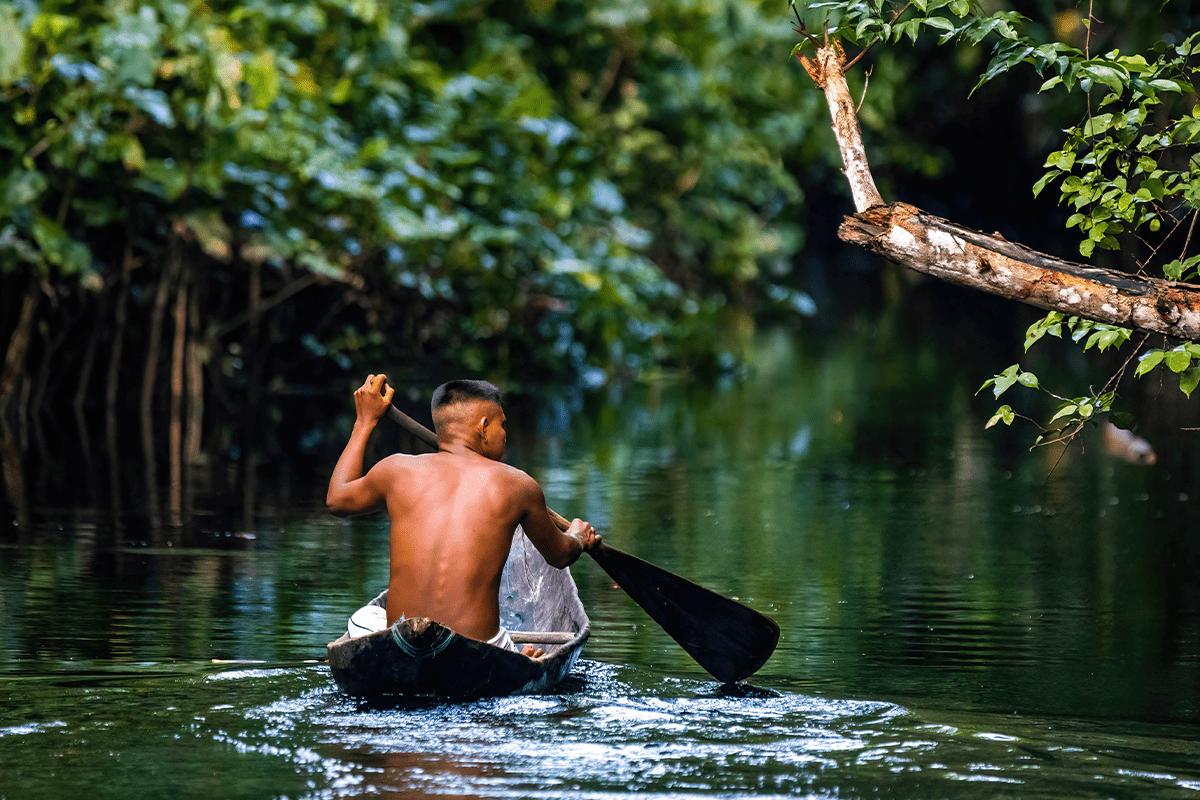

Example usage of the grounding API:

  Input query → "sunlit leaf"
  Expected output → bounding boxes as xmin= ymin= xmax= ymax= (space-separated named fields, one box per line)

xmin=1182 ymin=367 xmax=1200 ymax=398
xmin=1166 ymin=349 xmax=1192 ymax=373
xmin=0 ymin=6 xmax=26 ymax=86
xmin=1135 ymin=349 xmax=1165 ymax=377
xmin=985 ymin=405 xmax=1015 ymax=429
xmin=1050 ymin=404 xmax=1078 ymax=422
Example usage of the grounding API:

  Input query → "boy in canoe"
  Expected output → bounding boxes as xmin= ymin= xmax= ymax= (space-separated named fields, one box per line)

xmin=326 ymin=374 xmax=599 ymax=658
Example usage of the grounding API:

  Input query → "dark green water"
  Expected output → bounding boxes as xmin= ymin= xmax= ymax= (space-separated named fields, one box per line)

xmin=3 ymin=324 xmax=1200 ymax=798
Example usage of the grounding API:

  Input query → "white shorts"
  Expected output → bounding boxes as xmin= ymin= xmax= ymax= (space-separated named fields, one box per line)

xmin=487 ymin=627 xmax=519 ymax=653
xmin=347 ymin=604 xmax=387 ymax=639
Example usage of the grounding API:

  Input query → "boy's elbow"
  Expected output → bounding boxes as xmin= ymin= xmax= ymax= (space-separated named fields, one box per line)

xmin=326 ymin=490 xmax=350 ymax=517
xmin=549 ymin=541 xmax=583 ymax=569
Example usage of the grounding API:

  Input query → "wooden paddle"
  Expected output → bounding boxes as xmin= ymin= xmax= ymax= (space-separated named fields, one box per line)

xmin=384 ymin=403 xmax=780 ymax=684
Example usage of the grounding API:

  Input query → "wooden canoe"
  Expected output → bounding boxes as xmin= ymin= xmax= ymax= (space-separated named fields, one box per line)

xmin=326 ymin=526 xmax=590 ymax=699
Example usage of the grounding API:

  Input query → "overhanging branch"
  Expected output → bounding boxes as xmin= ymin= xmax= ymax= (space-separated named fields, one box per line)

xmin=802 ymin=41 xmax=1200 ymax=341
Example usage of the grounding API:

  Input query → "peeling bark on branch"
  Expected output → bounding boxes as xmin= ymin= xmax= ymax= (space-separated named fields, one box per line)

xmin=804 ymin=41 xmax=1200 ymax=340
xmin=798 ymin=41 xmax=883 ymax=213
xmin=841 ymin=203 xmax=1200 ymax=340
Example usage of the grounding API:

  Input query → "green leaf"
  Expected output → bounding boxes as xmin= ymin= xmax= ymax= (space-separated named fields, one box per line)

xmin=0 ymin=6 xmax=26 ymax=86
xmin=30 ymin=215 xmax=91 ymax=274
xmin=1166 ymin=349 xmax=1192 ymax=373
xmin=245 ymin=50 xmax=280 ymax=110
xmin=1082 ymin=113 xmax=1114 ymax=137
xmin=985 ymin=405 xmax=1015 ymax=429
xmin=297 ymin=250 xmax=345 ymax=279
xmin=177 ymin=211 xmax=232 ymax=261
xmin=1149 ymin=78 xmax=1190 ymax=93
xmin=1084 ymin=327 xmax=1129 ymax=352
xmin=137 ymin=159 xmax=188 ymax=201
xmin=1182 ymin=367 xmax=1200 ymax=398
xmin=1032 ymin=172 xmax=1055 ymax=197
xmin=1045 ymin=150 xmax=1076 ymax=171
xmin=1039 ymin=75 xmax=1062 ymax=92
xmin=0 ymin=169 xmax=48 ymax=212
xmin=1082 ymin=64 xmax=1128 ymax=95
xmin=1109 ymin=412 xmax=1135 ymax=430
xmin=986 ymin=364 xmax=1021 ymax=398
xmin=1135 ymin=349 xmax=1165 ymax=377
xmin=925 ymin=16 xmax=955 ymax=34
xmin=122 ymin=136 xmax=145 ymax=171
xmin=1050 ymin=404 xmax=1078 ymax=422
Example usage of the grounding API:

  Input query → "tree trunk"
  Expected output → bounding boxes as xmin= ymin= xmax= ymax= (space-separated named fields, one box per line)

xmin=242 ymin=255 xmax=262 ymax=528
xmin=184 ymin=286 xmax=204 ymax=467
xmin=74 ymin=282 xmax=110 ymax=481
xmin=106 ymin=275 xmax=129 ymax=520
xmin=804 ymin=41 xmax=1200 ymax=340
xmin=0 ymin=278 xmax=40 ymax=414
xmin=169 ymin=257 xmax=188 ymax=520
xmin=142 ymin=235 xmax=180 ymax=466
xmin=0 ymin=417 xmax=28 ymax=531
xmin=106 ymin=213 xmax=136 ymax=455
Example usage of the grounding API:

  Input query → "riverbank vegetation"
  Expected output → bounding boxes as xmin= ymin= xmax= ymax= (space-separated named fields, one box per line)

xmin=0 ymin=0 xmax=828 ymax=436
xmin=3 ymin=0 xmax=1197 ymax=518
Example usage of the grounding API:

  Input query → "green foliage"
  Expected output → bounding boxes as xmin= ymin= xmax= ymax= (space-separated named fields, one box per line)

xmin=798 ymin=1 xmax=1200 ymax=259
xmin=978 ymin=312 xmax=1171 ymax=440
xmin=795 ymin=1 xmax=1200 ymax=442
xmin=2 ymin=0 xmax=822 ymax=401
xmin=1030 ymin=36 xmax=1200 ymax=260
xmin=1136 ymin=343 xmax=1200 ymax=397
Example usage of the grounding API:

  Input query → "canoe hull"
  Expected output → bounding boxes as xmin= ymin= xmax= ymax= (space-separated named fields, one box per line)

xmin=327 ymin=618 xmax=586 ymax=698
xmin=327 ymin=527 xmax=590 ymax=699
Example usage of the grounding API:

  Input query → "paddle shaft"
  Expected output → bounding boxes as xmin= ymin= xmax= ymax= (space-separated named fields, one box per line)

xmin=383 ymin=402 xmax=780 ymax=684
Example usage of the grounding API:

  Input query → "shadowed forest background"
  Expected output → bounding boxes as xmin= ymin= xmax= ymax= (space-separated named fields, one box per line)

xmin=3 ymin=0 xmax=1200 ymax=525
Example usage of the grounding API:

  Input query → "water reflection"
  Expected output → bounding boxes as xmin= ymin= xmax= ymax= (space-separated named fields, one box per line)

xmin=511 ymin=328 xmax=1200 ymax=724
xmin=3 ymin=322 xmax=1200 ymax=797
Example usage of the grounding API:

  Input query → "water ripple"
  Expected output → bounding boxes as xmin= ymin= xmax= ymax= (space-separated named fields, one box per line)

xmin=199 ymin=661 xmax=1195 ymax=798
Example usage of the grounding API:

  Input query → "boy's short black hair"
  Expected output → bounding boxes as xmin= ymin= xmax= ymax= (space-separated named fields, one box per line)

xmin=431 ymin=380 xmax=504 ymax=414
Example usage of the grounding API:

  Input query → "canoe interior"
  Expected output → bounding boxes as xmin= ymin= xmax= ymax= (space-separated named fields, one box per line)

xmin=327 ymin=526 xmax=590 ymax=699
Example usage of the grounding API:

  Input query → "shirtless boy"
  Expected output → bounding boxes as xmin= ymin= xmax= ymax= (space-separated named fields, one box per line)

xmin=326 ymin=374 xmax=599 ymax=658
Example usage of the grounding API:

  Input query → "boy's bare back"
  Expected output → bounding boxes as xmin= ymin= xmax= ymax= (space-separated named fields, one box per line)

xmin=327 ymin=374 xmax=598 ymax=646
xmin=371 ymin=450 xmax=545 ymax=640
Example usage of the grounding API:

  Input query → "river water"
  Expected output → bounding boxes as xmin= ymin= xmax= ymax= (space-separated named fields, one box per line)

xmin=2 ymin=322 xmax=1199 ymax=798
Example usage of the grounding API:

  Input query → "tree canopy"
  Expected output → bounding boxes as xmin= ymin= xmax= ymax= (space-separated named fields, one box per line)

xmin=1 ymin=0 xmax=827 ymax=463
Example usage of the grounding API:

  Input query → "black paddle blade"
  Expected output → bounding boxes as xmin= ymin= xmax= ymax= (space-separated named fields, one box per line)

xmin=588 ymin=543 xmax=780 ymax=684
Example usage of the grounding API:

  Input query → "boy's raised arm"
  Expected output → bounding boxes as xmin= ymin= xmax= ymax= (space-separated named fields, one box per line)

xmin=327 ymin=374 xmax=395 ymax=516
